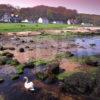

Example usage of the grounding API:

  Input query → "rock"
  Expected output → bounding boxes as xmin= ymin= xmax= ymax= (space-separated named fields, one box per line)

xmin=24 ymin=61 xmax=34 ymax=68
xmin=8 ymin=47 xmax=15 ymax=50
xmin=0 ymin=78 xmax=4 ymax=83
xmin=47 ymin=62 xmax=60 ymax=75
xmin=1 ymin=52 xmax=14 ymax=58
xmin=21 ymin=40 xmax=26 ymax=43
xmin=65 ymin=51 xmax=74 ymax=57
xmin=90 ymin=43 xmax=96 ymax=47
xmin=44 ymin=76 xmax=58 ymax=84
xmin=19 ymin=48 xmax=25 ymax=52
xmin=0 ymin=46 xmax=6 ymax=51
xmin=25 ymin=46 xmax=29 ymax=48
xmin=29 ymin=40 xmax=34 ymax=43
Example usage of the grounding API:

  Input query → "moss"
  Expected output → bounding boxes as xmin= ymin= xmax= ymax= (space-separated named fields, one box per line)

xmin=55 ymin=52 xmax=74 ymax=60
xmin=34 ymin=59 xmax=48 ymax=66
xmin=6 ymin=59 xmax=20 ymax=66
xmin=16 ymin=64 xmax=25 ymax=75
xmin=0 ymin=56 xmax=8 ymax=65
xmin=77 ymin=56 xmax=99 ymax=66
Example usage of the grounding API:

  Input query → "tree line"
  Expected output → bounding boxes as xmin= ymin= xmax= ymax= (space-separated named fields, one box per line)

xmin=0 ymin=4 xmax=100 ymax=25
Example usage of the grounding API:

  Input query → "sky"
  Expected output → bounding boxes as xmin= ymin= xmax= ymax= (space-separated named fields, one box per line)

xmin=0 ymin=0 xmax=100 ymax=15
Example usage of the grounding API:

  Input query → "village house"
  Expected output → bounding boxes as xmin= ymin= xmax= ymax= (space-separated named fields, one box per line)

xmin=67 ymin=19 xmax=78 ymax=25
xmin=38 ymin=17 xmax=49 ymax=24
xmin=0 ymin=13 xmax=21 ymax=23
xmin=21 ymin=19 xmax=29 ymax=23
xmin=0 ymin=13 xmax=11 ymax=22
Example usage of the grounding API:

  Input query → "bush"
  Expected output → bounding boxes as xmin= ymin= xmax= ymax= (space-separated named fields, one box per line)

xmin=64 ymin=72 xmax=96 ymax=94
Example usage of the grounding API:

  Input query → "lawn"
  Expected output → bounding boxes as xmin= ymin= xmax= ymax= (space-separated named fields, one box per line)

xmin=0 ymin=23 xmax=76 ymax=32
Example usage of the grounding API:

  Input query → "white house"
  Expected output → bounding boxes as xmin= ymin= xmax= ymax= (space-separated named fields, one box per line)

xmin=67 ymin=19 xmax=71 ymax=25
xmin=38 ymin=17 xmax=43 ymax=23
xmin=52 ymin=21 xmax=56 ymax=24
xmin=22 ymin=19 xmax=29 ymax=23
xmin=38 ymin=17 xmax=49 ymax=24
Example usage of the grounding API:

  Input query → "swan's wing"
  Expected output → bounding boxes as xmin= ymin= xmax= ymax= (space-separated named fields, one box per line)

xmin=24 ymin=82 xmax=34 ymax=90
xmin=29 ymin=82 xmax=34 ymax=88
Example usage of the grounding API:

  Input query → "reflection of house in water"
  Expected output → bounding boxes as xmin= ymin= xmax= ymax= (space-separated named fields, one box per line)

xmin=38 ymin=17 xmax=49 ymax=24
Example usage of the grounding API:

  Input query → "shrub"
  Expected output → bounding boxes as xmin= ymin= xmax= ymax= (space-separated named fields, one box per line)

xmin=64 ymin=72 xmax=96 ymax=94
xmin=36 ymin=72 xmax=47 ymax=80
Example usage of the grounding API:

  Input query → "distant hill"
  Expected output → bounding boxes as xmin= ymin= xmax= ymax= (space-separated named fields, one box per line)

xmin=19 ymin=5 xmax=78 ymax=22
xmin=0 ymin=4 xmax=100 ymax=25
xmin=78 ymin=13 xmax=100 ymax=26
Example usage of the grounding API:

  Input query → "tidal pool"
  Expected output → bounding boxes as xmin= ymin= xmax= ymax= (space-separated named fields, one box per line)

xmin=72 ymin=36 xmax=100 ymax=56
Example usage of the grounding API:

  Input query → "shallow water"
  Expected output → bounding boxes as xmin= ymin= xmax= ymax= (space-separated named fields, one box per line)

xmin=0 ymin=68 xmax=35 ymax=100
xmin=0 ymin=35 xmax=100 ymax=100
xmin=72 ymin=36 xmax=100 ymax=56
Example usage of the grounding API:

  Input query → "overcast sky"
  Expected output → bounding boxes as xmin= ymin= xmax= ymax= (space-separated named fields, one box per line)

xmin=0 ymin=0 xmax=100 ymax=15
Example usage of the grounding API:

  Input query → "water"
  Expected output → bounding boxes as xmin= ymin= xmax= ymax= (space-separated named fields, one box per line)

xmin=72 ymin=36 xmax=100 ymax=56
xmin=0 ymin=35 xmax=100 ymax=100
xmin=0 ymin=68 xmax=35 ymax=100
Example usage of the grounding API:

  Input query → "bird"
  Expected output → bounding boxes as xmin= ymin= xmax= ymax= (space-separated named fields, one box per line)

xmin=24 ymin=76 xmax=35 ymax=91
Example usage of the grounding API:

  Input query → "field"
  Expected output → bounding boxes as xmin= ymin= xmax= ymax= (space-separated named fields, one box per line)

xmin=0 ymin=23 xmax=77 ymax=32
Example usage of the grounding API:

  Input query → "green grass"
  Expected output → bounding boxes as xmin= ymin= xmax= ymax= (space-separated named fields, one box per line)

xmin=0 ymin=23 xmax=76 ymax=32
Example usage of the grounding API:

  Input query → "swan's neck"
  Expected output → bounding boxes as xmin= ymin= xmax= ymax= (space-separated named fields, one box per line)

xmin=25 ymin=78 xmax=28 ymax=83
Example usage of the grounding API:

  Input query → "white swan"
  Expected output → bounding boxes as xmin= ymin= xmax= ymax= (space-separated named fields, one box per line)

xmin=24 ymin=76 xmax=35 ymax=91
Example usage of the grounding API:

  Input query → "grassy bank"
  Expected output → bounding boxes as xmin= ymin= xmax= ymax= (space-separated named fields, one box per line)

xmin=0 ymin=23 xmax=76 ymax=32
